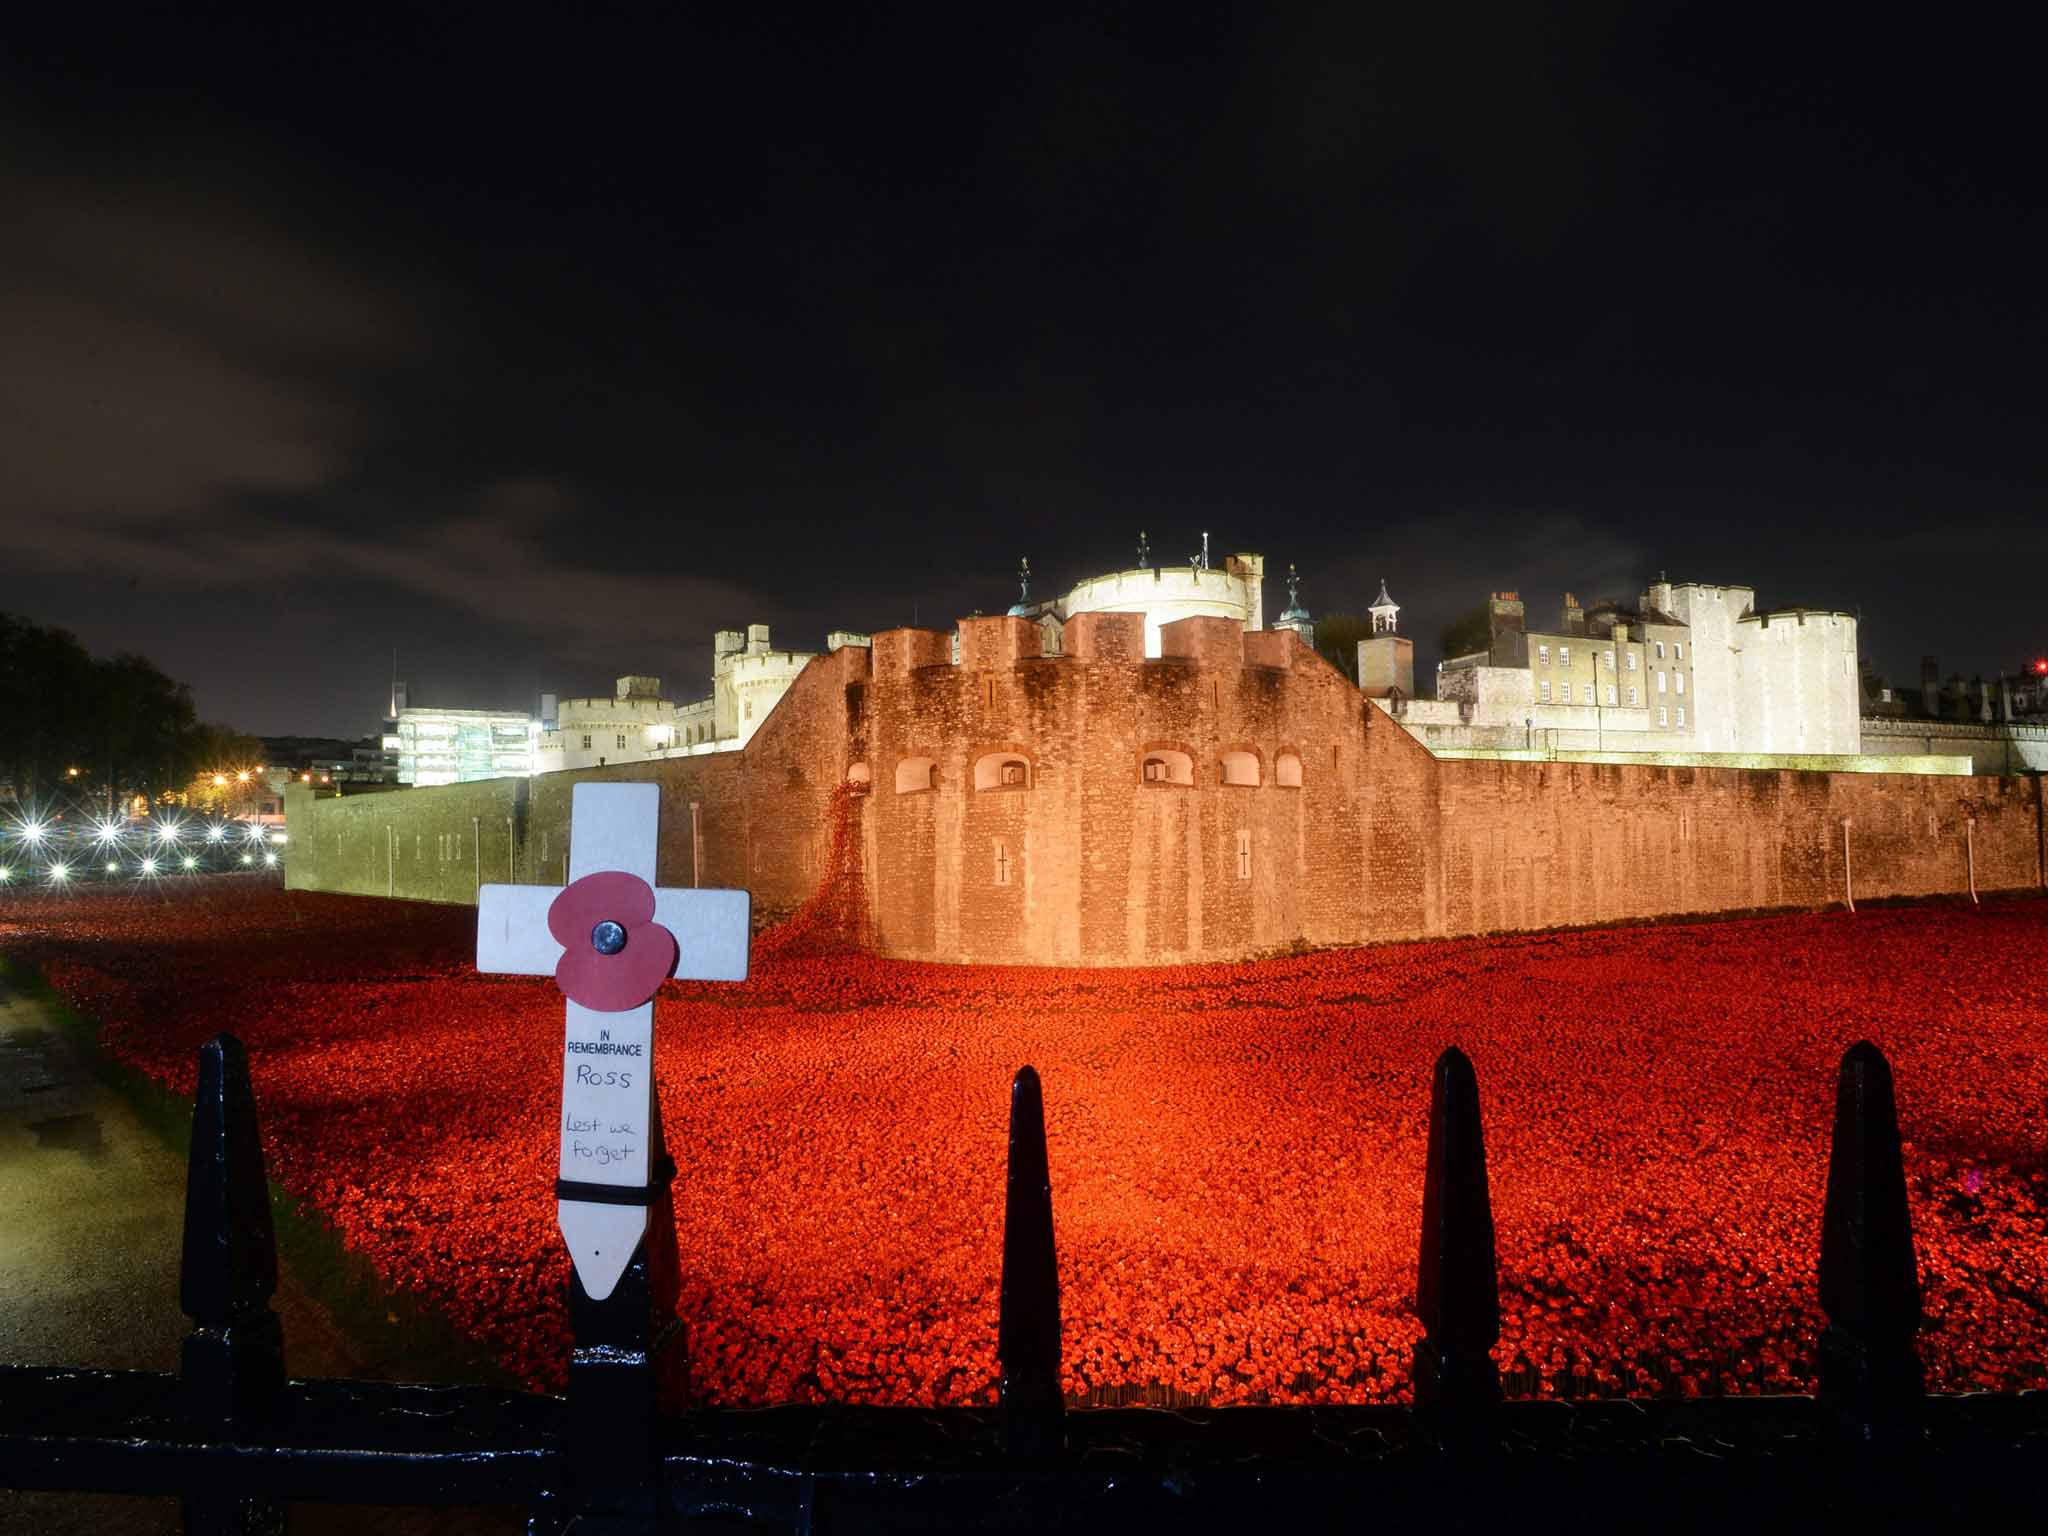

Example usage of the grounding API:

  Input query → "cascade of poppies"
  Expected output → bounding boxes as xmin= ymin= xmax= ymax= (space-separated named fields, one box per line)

xmin=755 ymin=778 xmax=872 ymax=960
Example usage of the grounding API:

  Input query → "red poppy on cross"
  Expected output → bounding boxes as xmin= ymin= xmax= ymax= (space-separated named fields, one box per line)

xmin=476 ymin=782 xmax=748 ymax=1299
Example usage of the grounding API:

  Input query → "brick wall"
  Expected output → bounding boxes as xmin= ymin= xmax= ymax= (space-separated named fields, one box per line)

xmin=289 ymin=627 xmax=2046 ymax=962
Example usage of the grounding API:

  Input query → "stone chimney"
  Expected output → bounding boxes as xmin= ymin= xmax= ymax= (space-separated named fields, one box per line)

xmin=1920 ymin=655 xmax=1939 ymax=717
xmin=1561 ymin=592 xmax=1585 ymax=636
xmin=1488 ymin=591 xmax=1525 ymax=664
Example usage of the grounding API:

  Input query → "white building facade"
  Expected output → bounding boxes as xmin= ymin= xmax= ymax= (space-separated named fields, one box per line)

xmin=1396 ymin=578 xmax=1862 ymax=760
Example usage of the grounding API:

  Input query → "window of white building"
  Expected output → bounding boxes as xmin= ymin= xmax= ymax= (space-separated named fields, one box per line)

xmin=1675 ymin=643 xmax=1684 ymax=660
xmin=1677 ymin=706 xmax=1686 ymax=727
xmin=1676 ymin=673 xmax=1685 ymax=694
xmin=1627 ymin=686 xmax=1638 ymax=705
xmin=1604 ymin=650 xmax=1615 ymax=670
xmin=1560 ymin=646 xmax=1570 ymax=667
xmin=1657 ymin=672 xmax=1667 ymax=694
xmin=1538 ymin=644 xmax=1550 ymax=664
xmin=1605 ymin=684 xmax=1617 ymax=705
xmin=1655 ymin=641 xmax=1665 ymax=659
xmin=1582 ymin=683 xmax=1594 ymax=704
xmin=616 ymin=734 xmax=627 ymax=750
xmin=1627 ymin=653 xmax=1638 ymax=671
xmin=1659 ymin=705 xmax=1668 ymax=726
xmin=581 ymin=734 xmax=592 ymax=750
xmin=1538 ymin=680 xmax=1551 ymax=703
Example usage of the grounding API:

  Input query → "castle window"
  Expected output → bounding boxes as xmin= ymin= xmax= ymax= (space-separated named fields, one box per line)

xmin=1605 ymin=684 xmax=1617 ymax=706
xmin=1559 ymin=646 xmax=1570 ymax=667
xmin=1274 ymin=751 xmax=1303 ymax=788
xmin=744 ymin=699 xmax=753 ymax=719
xmin=1582 ymin=683 xmax=1594 ymax=704
xmin=1538 ymin=680 xmax=1551 ymax=703
xmin=895 ymin=756 xmax=938 ymax=793
xmin=1677 ymin=706 xmax=1686 ymax=727
xmin=1219 ymin=750 xmax=1260 ymax=787
xmin=581 ymin=734 xmax=592 ymax=750
xmin=1675 ymin=643 xmax=1684 ymax=660
xmin=616 ymin=733 xmax=628 ymax=749
xmin=1140 ymin=749 xmax=1194 ymax=786
xmin=973 ymin=752 xmax=1031 ymax=790
xmin=1627 ymin=686 xmax=1638 ymax=706
xmin=1676 ymin=673 xmax=1685 ymax=695
xmin=1538 ymin=644 xmax=1550 ymax=664
xmin=1656 ymin=641 xmax=1665 ymax=659
xmin=1236 ymin=829 xmax=1251 ymax=880
xmin=1659 ymin=705 xmax=1669 ymax=726
xmin=993 ymin=838 xmax=1012 ymax=885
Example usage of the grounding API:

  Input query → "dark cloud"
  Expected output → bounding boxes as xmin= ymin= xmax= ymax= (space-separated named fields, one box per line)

xmin=2 ymin=5 xmax=2044 ymax=735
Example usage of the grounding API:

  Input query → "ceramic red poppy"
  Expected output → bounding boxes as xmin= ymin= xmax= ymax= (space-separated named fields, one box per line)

xmin=545 ymin=870 xmax=677 ymax=1011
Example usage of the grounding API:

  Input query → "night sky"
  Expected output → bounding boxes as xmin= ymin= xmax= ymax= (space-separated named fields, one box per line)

xmin=4 ymin=5 xmax=2041 ymax=737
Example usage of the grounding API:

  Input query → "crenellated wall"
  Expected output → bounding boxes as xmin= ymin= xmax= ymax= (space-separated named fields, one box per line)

xmin=288 ymin=620 xmax=2046 ymax=963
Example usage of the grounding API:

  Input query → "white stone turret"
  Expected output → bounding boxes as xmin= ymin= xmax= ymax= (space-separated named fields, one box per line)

xmin=1369 ymin=578 xmax=1400 ymax=635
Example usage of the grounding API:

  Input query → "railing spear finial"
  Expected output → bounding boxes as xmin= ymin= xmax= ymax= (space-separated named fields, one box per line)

xmin=1818 ymin=1040 xmax=1925 ymax=1443
xmin=180 ymin=1033 xmax=287 ymax=1535
xmin=999 ymin=1065 xmax=1065 ymax=1459
xmin=1414 ymin=1045 xmax=1501 ymax=1446
xmin=180 ymin=1033 xmax=284 ymax=1428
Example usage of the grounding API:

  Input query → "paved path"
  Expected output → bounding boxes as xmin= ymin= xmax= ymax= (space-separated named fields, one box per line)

xmin=0 ymin=969 xmax=518 ymax=1534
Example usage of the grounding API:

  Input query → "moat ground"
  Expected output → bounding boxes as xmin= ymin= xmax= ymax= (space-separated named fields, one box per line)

xmin=0 ymin=966 xmax=519 ymax=1536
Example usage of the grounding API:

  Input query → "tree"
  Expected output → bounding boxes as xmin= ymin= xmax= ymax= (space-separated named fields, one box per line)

xmin=86 ymin=651 xmax=201 ymax=809
xmin=1 ymin=612 xmax=238 ymax=813
xmin=1313 ymin=612 xmax=1372 ymax=684
xmin=180 ymin=724 xmax=269 ymax=815
xmin=0 ymin=614 xmax=95 ymax=803
xmin=1438 ymin=602 xmax=1493 ymax=661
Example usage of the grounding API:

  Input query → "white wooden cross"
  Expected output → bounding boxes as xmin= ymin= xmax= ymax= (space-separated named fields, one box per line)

xmin=475 ymin=782 xmax=749 ymax=1301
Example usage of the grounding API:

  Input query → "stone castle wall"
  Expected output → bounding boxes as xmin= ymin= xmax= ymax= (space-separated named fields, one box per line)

xmin=287 ymin=622 xmax=2047 ymax=964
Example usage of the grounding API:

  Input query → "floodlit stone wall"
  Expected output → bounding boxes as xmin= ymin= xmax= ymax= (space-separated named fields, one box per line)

xmin=288 ymin=622 xmax=2047 ymax=963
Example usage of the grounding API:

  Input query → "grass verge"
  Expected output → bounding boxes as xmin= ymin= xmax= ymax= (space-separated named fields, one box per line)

xmin=0 ymin=955 xmax=518 ymax=1391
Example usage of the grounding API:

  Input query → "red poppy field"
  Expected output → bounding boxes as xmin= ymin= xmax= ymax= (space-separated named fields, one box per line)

xmin=3 ymin=876 xmax=2044 ymax=1407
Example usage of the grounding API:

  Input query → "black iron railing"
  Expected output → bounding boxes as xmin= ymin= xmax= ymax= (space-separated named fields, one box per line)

xmin=1 ymin=1034 xmax=2042 ymax=1533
